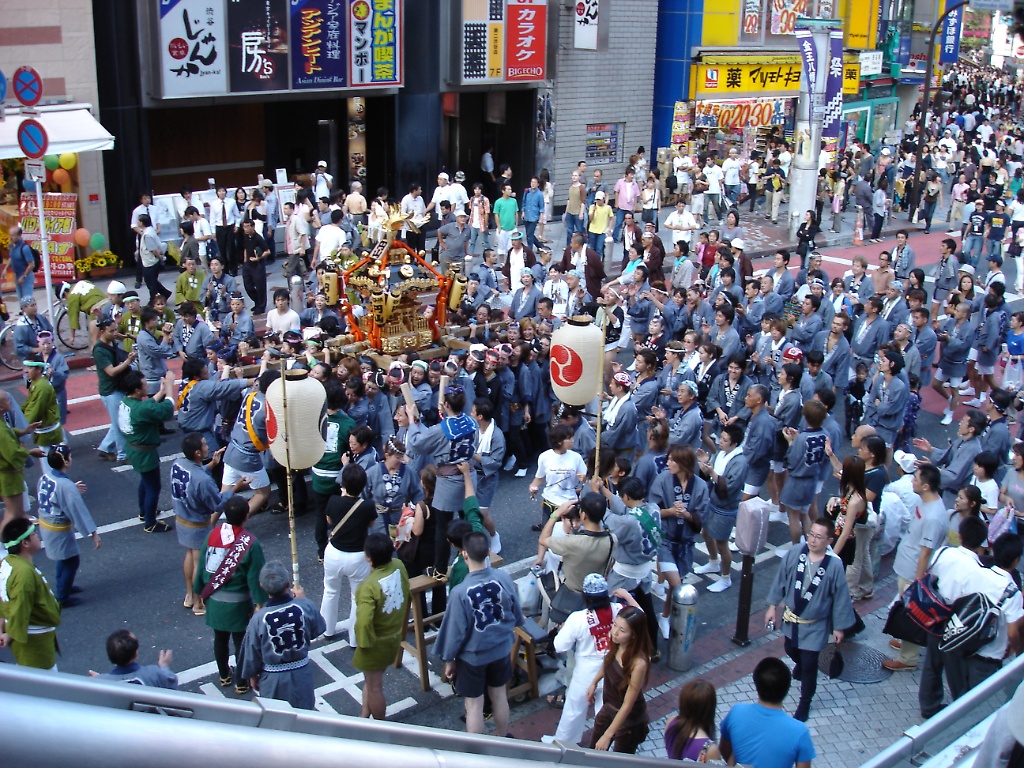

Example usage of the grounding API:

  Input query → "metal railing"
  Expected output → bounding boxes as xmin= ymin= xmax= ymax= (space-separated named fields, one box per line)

xmin=0 ymin=664 xmax=683 ymax=768
xmin=858 ymin=653 xmax=1024 ymax=768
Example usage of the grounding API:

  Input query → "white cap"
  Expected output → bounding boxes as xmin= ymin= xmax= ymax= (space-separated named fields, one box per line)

xmin=595 ymin=191 xmax=606 ymax=200
xmin=259 ymin=178 xmax=274 ymax=187
xmin=317 ymin=160 xmax=327 ymax=167
xmin=106 ymin=280 xmax=127 ymax=295
xmin=454 ymin=207 xmax=468 ymax=217
xmin=881 ymin=148 xmax=891 ymax=156
xmin=893 ymin=450 xmax=917 ymax=473
xmin=731 ymin=238 xmax=745 ymax=250
xmin=437 ymin=172 xmax=450 ymax=181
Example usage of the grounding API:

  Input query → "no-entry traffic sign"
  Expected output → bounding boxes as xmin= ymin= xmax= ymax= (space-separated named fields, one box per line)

xmin=17 ymin=118 xmax=48 ymax=159
xmin=12 ymin=66 xmax=43 ymax=107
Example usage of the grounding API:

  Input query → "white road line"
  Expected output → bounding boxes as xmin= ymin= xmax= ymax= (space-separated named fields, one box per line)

xmin=67 ymin=393 xmax=101 ymax=406
xmin=199 ymin=682 xmax=226 ymax=698
xmin=112 ymin=452 xmax=184 ymax=473
xmin=70 ymin=424 xmax=112 ymax=436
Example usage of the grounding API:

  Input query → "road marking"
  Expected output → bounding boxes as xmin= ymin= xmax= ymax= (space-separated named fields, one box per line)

xmin=70 ymin=424 xmax=113 ymax=436
xmin=68 ymin=393 xmax=101 ymax=406
xmin=112 ymin=452 xmax=184 ymax=473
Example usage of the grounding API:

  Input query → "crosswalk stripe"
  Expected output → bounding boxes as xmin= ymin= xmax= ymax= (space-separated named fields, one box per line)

xmin=111 ymin=452 xmax=184 ymax=473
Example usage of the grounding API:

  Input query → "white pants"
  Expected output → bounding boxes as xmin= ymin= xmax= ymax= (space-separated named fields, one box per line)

xmin=320 ymin=543 xmax=371 ymax=636
xmin=553 ymin=654 xmax=604 ymax=745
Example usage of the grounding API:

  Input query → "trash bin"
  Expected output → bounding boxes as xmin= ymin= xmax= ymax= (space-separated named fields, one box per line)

xmin=668 ymin=584 xmax=699 ymax=672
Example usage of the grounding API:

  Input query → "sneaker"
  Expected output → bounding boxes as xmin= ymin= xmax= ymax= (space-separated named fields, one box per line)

xmin=514 ymin=468 xmax=528 ymax=478
xmin=707 ymin=577 xmax=733 ymax=593
xmin=541 ymin=735 xmax=558 ymax=744
xmin=143 ymin=521 xmax=173 ymax=533
xmin=97 ymin=450 xmax=116 ymax=462
xmin=503 ymin=456 xmax=516 ymax=472
xmin=769 ymin=509 xmax=789 ymax=524
xmin=650 ymin=581 xmax=667 ymax=599
xmin=958 ymin=385 xmax=975 ymax=396
xmin=940 ymin=410 xmax=953 ymax=426
xmin=693 ymin=560 xmax=721 ymax=575
xmin=963 ymin=398 xmax=983 ymax=407
xmin=658 ymin=615 xmax=670 ymax=639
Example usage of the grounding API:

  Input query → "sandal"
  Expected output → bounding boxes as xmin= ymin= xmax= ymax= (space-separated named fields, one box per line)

xmin=192 ymin=602 xmax=206 ymax=616
xmin=219 ymin=669 xmax=233 ymax=687
xmin=235 ymin=681 xmax=251 ymax=695
xmin=546 ymin=693 xmax=565 ymax=709
xmin=183 ymin=595 xmax=194 ymax=609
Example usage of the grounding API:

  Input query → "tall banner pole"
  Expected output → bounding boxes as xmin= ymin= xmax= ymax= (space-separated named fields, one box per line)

xmin=280 ymin=358 xmax=301 ymax=590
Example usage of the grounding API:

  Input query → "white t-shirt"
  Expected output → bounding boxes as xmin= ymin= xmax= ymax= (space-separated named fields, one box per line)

xmin=779 ymin=150 xmax=793 ymax=174
xmin=665 ymin=209 xmax=696 ymax=244
xmin=314 ymin=225 xmax=347 ymax=264
xmin=266 ymin=309 xmax=301 ymax=334
xmin=313 ymin=171 xmax=333 ymax=200
xmin=535 ymin=449 xmax=587 ymax=505
xmin=971 ymin=476 xmax=1000 ymax=509
xmin=431 ymin=184 xmax=453 ymax=219
xmin=722 ymin=158 xmax=742 ymax=186
xmin=553 ymin=602 xmax=623 ymax=659
xmin=704 ymin=165 xmax=724 ymax=195
xmin=194 ymin=216 xmax=213 ymax=257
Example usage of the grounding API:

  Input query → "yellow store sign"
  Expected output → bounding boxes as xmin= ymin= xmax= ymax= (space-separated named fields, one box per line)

xmin=692 ymin=59 xmax=861 ymax=98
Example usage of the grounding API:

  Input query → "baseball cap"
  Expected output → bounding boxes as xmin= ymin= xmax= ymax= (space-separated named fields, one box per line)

xmin=989 ymin=253 xmax=1004 ymax=266
xmin=259 ymin=178 xmax=274 ymax=188
xmin=595 ymin=191 xmax=606 ymax=200
xmin=893 ymin=450 xmax=917 ymax=473
xmin=317 ymin=160 xmax=327 ymax=167
xmin=731 ymin=238 xmax=745 ymax=250
xmin=437 ymin=172 xmax=450 ymax=181
xmin=782 ymin=347 xmax=804 ymax=363
xmin=582 ymin=573 xmax=609 ymax=595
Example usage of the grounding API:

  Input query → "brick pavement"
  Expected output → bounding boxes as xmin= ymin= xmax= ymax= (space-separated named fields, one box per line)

xmin=510 ymin=572 xmax=953 ymax=768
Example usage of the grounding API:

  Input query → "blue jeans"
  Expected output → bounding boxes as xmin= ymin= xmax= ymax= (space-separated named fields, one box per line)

xmin=613 ymin=208 xmax=628 ymax=242
xmin=962 ymin=234 xmax=985 ymax=265
xmin=565 ymin=213 xmax=583 ymax=246
xmin=98 ymin=391 xmax=127 ymax=459
xmin=985 ymin=237 xmax=1004 ymax=259
xmin=922 ymin=200 xmax=937 ymax=233
xmin=588 ymin=232 xmax=605 ymax=261
xmin=469 ymin=226 xmax=490 ymax=254
xmin=138 ymin=467 xmax=161 ymax=526
xmin=54 ymin=555 xmax=80 ymax=603
xmin=15 ymin=274 xmax=34 ymax=304
xmin=706 ymin=193 xmax=725 ymax=221
xmin=724 ymin=184 xmax=741 ymax=206
xmin=524 ymin=220 xmax=540 ymax=250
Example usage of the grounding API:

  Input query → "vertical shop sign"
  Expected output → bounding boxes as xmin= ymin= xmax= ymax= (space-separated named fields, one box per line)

xmin=574 ymin=0 xmax=599 ymax=50
xmin=795 ymin=29 xmax=818 ymax=93
xmin=19 ymin=193 xmax=77 ymax=285
xmin=291 ymin=0 xmax=348 ymax=88
xmin=348 ymin=98 xmax=367 ymax=184
xmin=505 ymin=0 xmax=547 ymax=81
xmin=158 ymin=0 xmax=228 ymax=97
xmin=822 ymin=28 xmax=844 ymax=139
xmin=227 ymin=0 xmax=290 ymax=92
xmin=461 ymin=0 xmax=505 ymax=83
xmin=742 ymin=0 xmax=763 ymax=38
xmin=670 ymin=102 xmax=691 ymax=146
xmin=348 ymin=0 xmax=402 ymax=87
xmin=939 ymin=1 xmax=962 ymax=63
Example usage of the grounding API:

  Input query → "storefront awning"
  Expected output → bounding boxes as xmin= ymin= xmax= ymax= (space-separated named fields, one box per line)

xmin=0 ymin=104 xmax=114 ymax=160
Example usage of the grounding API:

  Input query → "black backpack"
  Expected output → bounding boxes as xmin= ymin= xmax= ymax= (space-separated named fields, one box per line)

xmin=939 ymin=581 xmax=1019 ymax=656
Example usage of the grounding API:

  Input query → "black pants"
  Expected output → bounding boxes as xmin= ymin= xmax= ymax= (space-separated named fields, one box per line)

xmin=269 ymin=465 xmax=308 ymax=513
xmin=404 ymin=230 xmax=425 ymax=254
xmin=215 ymin=225 xmax=236 ymax=274
xmin=214 ymin=629 xmax=245 ymax=683
xmin=143 ymin=263 xmax=170 ymax=303
xmin=784 ymin=636 xmax=820 ymax=721
xmin=242 ymin=260 xmax=268 ymax=314
xmin=506 ymin=421 xmax=528 ymax=469
xmin=920 ymin=634 xmax=1001 ymax=717
xmin=432 ymin=508 xmax=454 ymax=614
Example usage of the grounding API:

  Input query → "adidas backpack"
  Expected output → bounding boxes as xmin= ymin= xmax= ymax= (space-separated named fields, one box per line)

xmin=938 ymin=582 xmax=1019 ymax=656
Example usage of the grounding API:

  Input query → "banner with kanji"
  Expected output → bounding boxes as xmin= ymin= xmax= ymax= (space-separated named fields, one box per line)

xmin=822 ymin=29 xmax=844 ymax=140
xmin=19 ymin=193 xmax=77 ymax=287
xmin=291 ymin=0 xmax=348 ymax=89
xmin=158 ymin=0 xmax=228 ymax=98
xmin=505 ymin=0 xmax=547 ymax=82
xmin=348 ymin=0 xmax=402 ymax=87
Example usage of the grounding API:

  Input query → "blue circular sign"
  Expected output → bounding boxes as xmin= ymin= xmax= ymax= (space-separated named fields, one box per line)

xmin=13 ymin=66 xmax=42 ymax=107
xmin=0 ymin=71 xmax=7 ymax=105
xmin=18 ymin=119 xmax=48 ymax=159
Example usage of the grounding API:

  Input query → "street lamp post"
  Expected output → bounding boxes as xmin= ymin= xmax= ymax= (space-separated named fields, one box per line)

xmin=908 ymin=0 xmax=969 ymax=214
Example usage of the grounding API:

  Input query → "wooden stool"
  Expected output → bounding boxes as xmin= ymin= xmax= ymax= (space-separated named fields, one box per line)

xmin=394 ymin=554 xmax=507 ymax=692
xmin=507 ymin=616 xmax=548 ymax=702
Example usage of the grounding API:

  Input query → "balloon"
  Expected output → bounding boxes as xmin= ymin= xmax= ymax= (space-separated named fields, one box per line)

xmin=52 ymin=168 xmax=70 ymax=185
xmin=43 ymin=155 xmax=59 ymax=171
xmin=89 ymin=232 xmax=107 ymax=251
xmin=23 ymin=178 xmax=36 ymax=192
xmin=59 ymin=153 xmax=77 ymax=170
xmin=74 ymin=228 xmax=91 ymax=247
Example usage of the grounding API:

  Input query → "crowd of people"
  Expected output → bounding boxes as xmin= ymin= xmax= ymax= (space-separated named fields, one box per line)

xmin=3 ymin=70 xmax=1024 ymax=757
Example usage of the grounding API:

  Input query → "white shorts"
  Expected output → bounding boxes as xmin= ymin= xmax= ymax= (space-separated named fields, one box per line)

xmin=934 ymin=368 xmax=964 ymax=388
xmin=222 ymin=463 xmax=271 ymax=490
xmin=815 ymin=479 xmax=825 ymax=494
xmin=770 ymin=460 xmax=785 ymax=473
xmin=743 ymin=482 xmax=764 ymax=496
xmin=657 ymin=559 xmax=679 ymax=575
xmin=968 ymin=348 xmax=979 ymax=362
xmin=976 ymin=363 xmax=995 ymax=376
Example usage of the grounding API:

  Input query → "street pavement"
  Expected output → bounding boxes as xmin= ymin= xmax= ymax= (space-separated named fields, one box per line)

xmin=0 ymin=210 xmax=1019 ymax=760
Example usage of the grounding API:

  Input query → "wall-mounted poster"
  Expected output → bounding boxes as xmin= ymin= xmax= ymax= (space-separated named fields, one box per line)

xmin=348 ymin=0 xmax=403 ymax=87
xmin=228 ymin=0 xmax=290 ymax=93
xmin=291 ymin=0 xmax=348 ymax=89
xmin=159 ymin=0 xmax=228 ymax=97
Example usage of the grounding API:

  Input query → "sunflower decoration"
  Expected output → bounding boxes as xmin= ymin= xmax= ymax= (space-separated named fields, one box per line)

xmin=0 ymin=229 xmax=10 ymax=251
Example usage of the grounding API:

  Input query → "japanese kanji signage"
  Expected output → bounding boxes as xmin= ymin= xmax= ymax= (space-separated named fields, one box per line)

xmin=460 ymin=0 xmax=506 ymax=84
xmin=574 ymin=0 xmax=600 ymax=50
xmin=19 ymin=193 xmax=77 ymax=285
xmin=939 ymin=0 xmax=962 ymax=64
xmin=584 ymin=123 xmax=622 ymax=165
xmin=227 ymin=0 xmax=290 ymax=92
xmin=505 ymin=0 xmax=547 ymax=81
xmin=822 ymin=29 xmax=844 ymax=139
xmin=770 ymin=0 xmax=809 ymax=35
xmin=694 ymin=60 xmax=860 ymax=97
xmin=348 ymin=0 xmax=402 ymax=87
xmin=159 ymin=0 xmax=228 ymax=97
xmin=291 ymin=0 xmax=348 ymax=89
xmin=693 ymin=98 xmax=791 ymax=130
xmin=671 ymin=102 xmax=690 ymax=146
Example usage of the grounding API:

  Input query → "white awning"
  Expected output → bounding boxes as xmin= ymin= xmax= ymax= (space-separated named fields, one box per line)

xmin=0 ymin=103 xmax=115 ymax=159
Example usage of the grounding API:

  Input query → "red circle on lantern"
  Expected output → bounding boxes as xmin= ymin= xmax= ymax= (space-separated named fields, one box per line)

xmin=266 ymin=405 xmax=278 ymax=442
xmin=550 ymin=345 xmax=584 ymax=388
xmin=168 ymin=38 xmax=189 ymax=60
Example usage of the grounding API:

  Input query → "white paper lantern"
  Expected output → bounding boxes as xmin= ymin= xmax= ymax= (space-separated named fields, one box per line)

xmin=265 ymin=370 xmax=327 ymax=469
xmin=550 ymin=318 xmax=603 ymax=406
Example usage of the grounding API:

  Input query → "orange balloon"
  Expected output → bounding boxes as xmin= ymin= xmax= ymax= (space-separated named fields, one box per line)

xmin=74 ymin=228 xmax=91 ymax=247
xmin=53 ymin=168 xmax=70 ymax=186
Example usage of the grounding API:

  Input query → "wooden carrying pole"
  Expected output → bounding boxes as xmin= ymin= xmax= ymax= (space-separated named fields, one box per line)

xmin=279 ymin=357 xmax=301 ymax=590
xmin=592 ymin=309 xmax=608 ymax=481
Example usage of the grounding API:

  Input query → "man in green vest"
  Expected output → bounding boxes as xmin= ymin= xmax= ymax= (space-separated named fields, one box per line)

xmin=120 ymin=369 xmax=176 ymax=533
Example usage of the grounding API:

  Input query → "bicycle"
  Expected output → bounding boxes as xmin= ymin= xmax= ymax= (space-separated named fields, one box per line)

xmin=0 ymin=283 xmax=89 ymax=372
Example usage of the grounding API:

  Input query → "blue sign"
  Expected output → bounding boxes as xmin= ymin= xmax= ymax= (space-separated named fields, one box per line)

xmin=0 ymin=70 xmax=7 ymax=104
xmin=12 ymin=65 xmax=43 ymax=107
xmin=939 ymin=5 xmax=962 ymax=64
xmin=17 ymin=118 xmax=48 ymax=159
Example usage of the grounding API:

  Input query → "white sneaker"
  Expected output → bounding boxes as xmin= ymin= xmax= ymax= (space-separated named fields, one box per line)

xmin=694 ymin=560 xmax=721 ymax=575
xmin=503 ymin=456 xmax=516 ymax=472
xmin=541 ymin=735 xmax=558 ymax=744
xmin=650 ymin=581 xmax=667 ymax=599
xmin=940 ymin=410 xmax=953 ymax=425
xmin=514 ymin=468 xmax=528 ymax=478
xmin=959 ymin=385 xmax=976 ymax=396
xmin=728 ymin=538 xmax=740 ymax=552
xmin=963 ymin=398 xmax=983 ymax=407
xmin=658 ymin=615 xmax=671 ymax=639
xmin=769 ymin=509 xmax=789 ymax=524
xmin=707 ymin=577 xmax=733 ymax=593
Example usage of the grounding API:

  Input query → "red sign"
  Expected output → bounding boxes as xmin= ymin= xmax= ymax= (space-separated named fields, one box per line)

xmin=19 ymin=193 xmax=78 ymax=287
xmin=505 ymin=0 xmax=547 ymax=82
xmin=550 ymin=345 xmax=583 ymax=387
xmin=17 ymin=118 xmax=48 ymax=159
xmin=12 ymin=65 xmax=43 ymax=107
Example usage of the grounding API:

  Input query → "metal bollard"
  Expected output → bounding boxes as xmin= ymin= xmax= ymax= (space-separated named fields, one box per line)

xmin=668 ymin=584 xmax=699 ymax=672
xmin=289 ymin=274 xmax=305 ymax=311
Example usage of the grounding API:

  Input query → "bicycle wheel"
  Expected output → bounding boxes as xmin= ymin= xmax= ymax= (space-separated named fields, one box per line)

xmin=0 ymin=325 xmax=22 ymax=372
xmin=56 ymin=308 xmax=89 ymax=351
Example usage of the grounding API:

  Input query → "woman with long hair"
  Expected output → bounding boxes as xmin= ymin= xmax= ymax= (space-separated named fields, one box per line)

xmin=826 ymin=456 xmax=869 ymax=600
xmin=649 ymin=444 xmax=708 ymax=637
xmin=664 ymin=679 xmax=721 ymax=762
xmin=587 ymin=606 xmax=652 ymax=753
xmin=796 ymin=210 xmax=820 ymax=268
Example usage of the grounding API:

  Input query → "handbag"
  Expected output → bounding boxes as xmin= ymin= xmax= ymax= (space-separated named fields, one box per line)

xmin=827 ymin=646 xmax=845 ymax=679
xmin=882 ymin=598 xmax=930 ymax=646
xmin=903 ymin=548 xmax=954 ymax=636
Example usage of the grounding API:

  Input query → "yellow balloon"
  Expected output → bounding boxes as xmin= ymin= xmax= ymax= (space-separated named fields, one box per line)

xmin=59 ymin=153 xmax=77 ymax=170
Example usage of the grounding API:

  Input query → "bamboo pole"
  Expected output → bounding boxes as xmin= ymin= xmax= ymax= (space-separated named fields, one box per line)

xmin=279 ymin=357 xmax=301 ymax=590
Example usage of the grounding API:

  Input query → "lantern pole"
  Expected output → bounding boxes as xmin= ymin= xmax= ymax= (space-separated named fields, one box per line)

xmin=279 ymin=355 xmax=301 ymax=591
xmin=592 ymin=309 xmax=608 ymax=482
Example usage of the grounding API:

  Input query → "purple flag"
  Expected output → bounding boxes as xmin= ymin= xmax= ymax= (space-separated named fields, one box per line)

xmin=795 ymin=28 xmax=817 ymax=97
xmin=822 ymin=29 xmax=844 ymax=140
